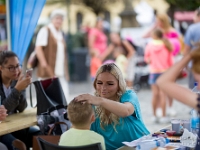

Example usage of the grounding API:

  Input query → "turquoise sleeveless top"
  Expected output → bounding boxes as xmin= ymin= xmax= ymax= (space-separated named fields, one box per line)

xmin=91 ymin=90 xmax=150 ymax=150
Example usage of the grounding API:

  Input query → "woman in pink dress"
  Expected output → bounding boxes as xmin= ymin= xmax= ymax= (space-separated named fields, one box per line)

xmin=88 ymin=18 xmax=107 ymax=79
xmin=88 ymin=18 xmax=107 ymax=56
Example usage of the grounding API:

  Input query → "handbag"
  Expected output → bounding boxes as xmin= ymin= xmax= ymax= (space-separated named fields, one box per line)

xmin=27 ymin=51 xmax=38 ymax=69
xmin=30 ymin=77 xmax=67 ymax=115
xmin=30 ymin=78 xmax=71 ymax=136
xmin=37 ymin=105 xmax=71 ymax=135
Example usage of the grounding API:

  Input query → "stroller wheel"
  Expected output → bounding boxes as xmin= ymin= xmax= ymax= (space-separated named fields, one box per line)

xmin=134 ymin=84 xmax=141 ymax=92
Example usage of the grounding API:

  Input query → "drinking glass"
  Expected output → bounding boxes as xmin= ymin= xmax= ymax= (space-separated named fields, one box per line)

xmin=171 ymin=119 xmax=181 ymax=133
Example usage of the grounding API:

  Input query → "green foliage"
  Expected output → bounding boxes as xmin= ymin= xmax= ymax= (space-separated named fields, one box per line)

xmin=0 ymin=0 xmax=5 ymax=5
xmin=165 ymin=0 xmax=200 ymax=11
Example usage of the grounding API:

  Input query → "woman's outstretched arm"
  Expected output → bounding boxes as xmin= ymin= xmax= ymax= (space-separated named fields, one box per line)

xmin=75 ymin=94 xmax=134 ymax=117
xmin=157 ymin=53 xmax=198 ymax=110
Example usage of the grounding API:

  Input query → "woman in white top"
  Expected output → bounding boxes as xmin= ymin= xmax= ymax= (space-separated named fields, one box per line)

xmin=35 ymin=9 xmax=69 ymax=103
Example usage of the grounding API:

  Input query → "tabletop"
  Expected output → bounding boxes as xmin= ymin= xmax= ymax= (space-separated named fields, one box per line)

xmin=0 ymin=108 xmax=37 ymax=136
xmin=117 ymin=125 xmax=172 ymax=150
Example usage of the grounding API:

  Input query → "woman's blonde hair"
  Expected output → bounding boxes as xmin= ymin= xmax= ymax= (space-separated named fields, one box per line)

xmin=157 ymin=14 xmax=171 ymax=32
xmin=93 ymin=63 xmax=126 ymax=131
xmin=191 ymin=42 xmax=200 ymax=74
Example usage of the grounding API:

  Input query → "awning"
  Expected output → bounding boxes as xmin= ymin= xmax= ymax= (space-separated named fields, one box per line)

xmin=174 ymin=11 xmax=195 ymax=21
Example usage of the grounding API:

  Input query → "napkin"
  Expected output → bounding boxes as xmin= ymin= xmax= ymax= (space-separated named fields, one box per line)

xmin=180 ymin=128 xmax=197 ymax=148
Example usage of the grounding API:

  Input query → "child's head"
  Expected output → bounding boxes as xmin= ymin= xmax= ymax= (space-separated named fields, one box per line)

xmin=152 ymin=28 xmax=163 ymax=39
xmin=113 ymin=47 xmax=124 ymax=59
xmin=68 ymin=100 xmax=95 ymax=127
xmin=152 ymin=29 xmax=173 ymax=52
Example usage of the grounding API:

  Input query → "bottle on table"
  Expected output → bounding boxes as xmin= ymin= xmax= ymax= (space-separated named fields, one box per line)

xmin=136 ymin=137 xmax=169 ymax=150
xmin=190 ymin=82 xmax=200 ymax=134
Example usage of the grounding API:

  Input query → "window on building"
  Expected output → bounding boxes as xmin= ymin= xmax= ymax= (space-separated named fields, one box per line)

xmin=76 ymin=12 xmax=83 ymax=30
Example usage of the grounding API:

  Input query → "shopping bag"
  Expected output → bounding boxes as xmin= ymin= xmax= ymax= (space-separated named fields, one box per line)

xmin=30 ymin=77 xmax=67 ymax=115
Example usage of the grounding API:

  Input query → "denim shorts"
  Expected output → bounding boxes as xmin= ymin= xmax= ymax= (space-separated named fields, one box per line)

xmin=148 ymin=73 xmax=162 ymax=85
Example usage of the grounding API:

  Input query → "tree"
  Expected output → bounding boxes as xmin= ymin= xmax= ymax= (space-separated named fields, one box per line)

xmin=165 ymin=0 xmax=200 ymax=11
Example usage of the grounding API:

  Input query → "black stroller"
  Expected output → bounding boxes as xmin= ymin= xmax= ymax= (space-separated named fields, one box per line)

xmin=130 ymin=43 xmax=150 ymax=92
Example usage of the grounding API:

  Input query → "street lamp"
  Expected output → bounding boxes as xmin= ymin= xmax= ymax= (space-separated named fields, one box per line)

xmin=119 ymin=0 xmax=139 ymax=28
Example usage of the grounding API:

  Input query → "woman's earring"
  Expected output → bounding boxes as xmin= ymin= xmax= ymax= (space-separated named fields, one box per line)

xmin=117 ymin=92 xmax=122 ymax=97
xmin=95 ymin=91 xmax=100 ymax=97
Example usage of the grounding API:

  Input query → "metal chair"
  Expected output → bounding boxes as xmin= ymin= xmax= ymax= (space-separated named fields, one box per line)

xmin=37 ymin=137 xmax=102 ymax=150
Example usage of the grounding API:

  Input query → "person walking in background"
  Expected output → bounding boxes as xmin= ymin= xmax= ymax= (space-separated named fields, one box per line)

xmin=35 ymin=9 xmax=70 ymax=103
xmin=75 ymin=63 xmax=149 ymax=150
xmin=143 ymin=13 xmax=181 ymax=117
xmin=90 ymin=50 xmax=102 ymax=81
xmin=113 ymin=47 xmax=128 ymax=79
xmin=59 ymin=100 xmax=106 ymax=150
xmin=144 ymin=29 xmax=173 ymax=123
xmin=184 ymin=7 xmax=200 ymax=89
xmin=88 ymin=17 xmax=107 ymax=56
xmin=101 ymin=32 xmax=136 ymax=88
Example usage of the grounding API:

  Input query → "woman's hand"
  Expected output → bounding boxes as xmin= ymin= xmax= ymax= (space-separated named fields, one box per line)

xmin=0 ymin=105 xmax=7 ymax=121
xmin=75 ymin=94 xmax=102 ymax=106
xmin=15 ymin=73 xmax=31 ymax=92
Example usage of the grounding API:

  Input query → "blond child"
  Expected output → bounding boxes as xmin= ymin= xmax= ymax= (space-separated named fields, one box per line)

xmin=59 ymin=100 xmax=106 ymax=150
xmin=113 ymin=47 xmax=128 ymax=79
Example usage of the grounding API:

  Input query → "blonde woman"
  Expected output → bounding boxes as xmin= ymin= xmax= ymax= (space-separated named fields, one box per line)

xmin=75 ymin=63 xmax=149 ymax=150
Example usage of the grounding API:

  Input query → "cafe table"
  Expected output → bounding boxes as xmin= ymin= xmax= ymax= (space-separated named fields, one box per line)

xmin=0 ymin=108 xmax=37 ymax=136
